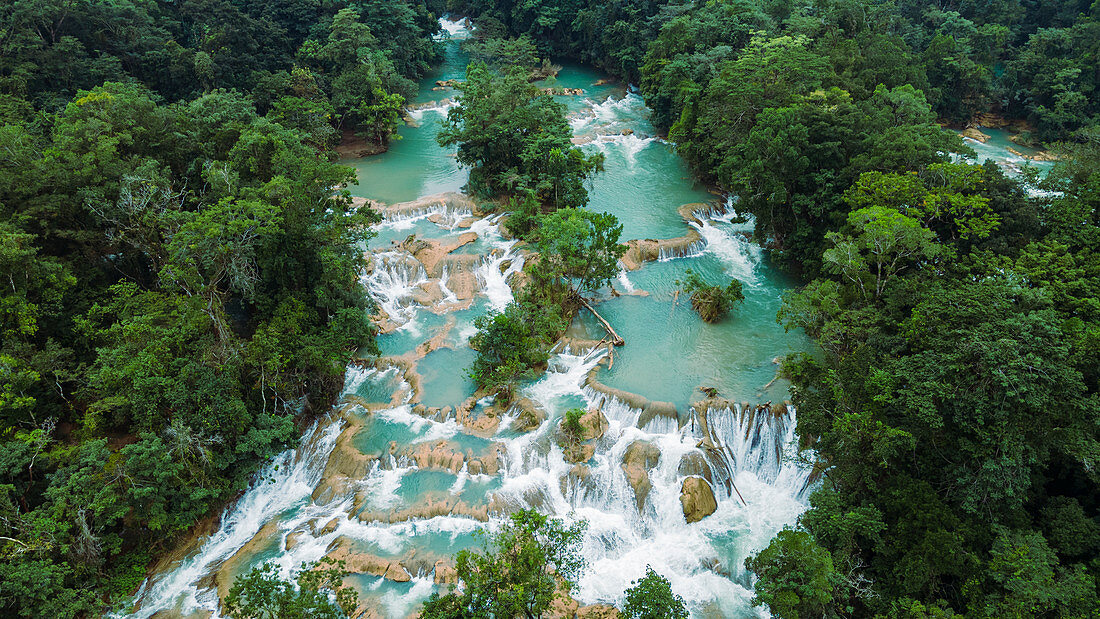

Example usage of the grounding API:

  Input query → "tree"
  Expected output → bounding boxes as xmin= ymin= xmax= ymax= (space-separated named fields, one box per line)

xmin=746 ymin=529 xmax=842 ymax=619
xmin=621 ymin=566 xmax=689 ymax=619
xmin=225 ymin=559 xmax=359 ymax=619
xmin=420 ymin=510 xmax=587 ymax=619
xmin=438 ymin=62 xmax=602 ymax=207
xmin=534 ymin=208 xmax=626 ymax=295
xmin=468 ymin=299 xmax=566 ymax=399
xmin=822 ymin=206 xmax=943 ymax=301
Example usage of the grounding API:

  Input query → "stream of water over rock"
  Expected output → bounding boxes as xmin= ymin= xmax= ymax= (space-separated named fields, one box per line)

xmin=121 ymin=18 xmax=1050 ymax=619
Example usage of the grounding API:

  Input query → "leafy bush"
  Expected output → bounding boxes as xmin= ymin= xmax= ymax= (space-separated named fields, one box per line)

xmin=677 ymin=270 xmax=744 ymax=323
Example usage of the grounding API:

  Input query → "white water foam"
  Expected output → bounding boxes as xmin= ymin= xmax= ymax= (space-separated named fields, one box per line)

xmin=486 ymin=348 xmax=817 ymax=616
xmin=691 ymin=219 xmax=762 ymax=286
xmin=476 ymin=242 xmax=525 ymax=311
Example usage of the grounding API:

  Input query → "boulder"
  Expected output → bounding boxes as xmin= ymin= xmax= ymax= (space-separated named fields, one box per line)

xmin=961 ymin=127 xmax=991 ymax=143
xmin=434 ymin=559 xmax=457 ymax=585
xmin=560 ymin=464 xmax=593 ymax=497
xmin=285 ymin=531 xmax=304 ymax=552
xmin=512 ymin=398 xmax=546 ymax=432
xmin=622 ymin=440 xmax=660 ymax=469
xmin=680 ymin=476 xmax=717 ymax=523
xmin=621 ymin=441 xmax=660 ymax=512
xmin=677 ymin=451 xmax=713 ymax=484
xmin=564 ymin=443 xmax=595 ymax=464
xmin=579 ymin=408 xmax=609 ymax=440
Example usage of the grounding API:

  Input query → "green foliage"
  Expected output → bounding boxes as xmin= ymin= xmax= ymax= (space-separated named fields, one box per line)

xmin=438 ymin=62 xmax=603 ymax=207
xmin=419 ymin=509 xmax=587 ymax=619
xmin=621 ymin=566 xmax=689 ymax=619
xmin=560 ymin=408 xmax=585 ymax=445
xmin=534 ymin=208 xmax=626 ymax=294
xmin=764 ymin=129 xmax=1100 ymax=616
xmin=468 ymin=297 xmax=567 ymax=399
xmin=677 ymin=270 xmax=744 ymax=323
xmin=745 ymin=529 xmax=842 ymax=619
xmin=225 ymin=558 xmax=359 ymax=619
xmin=0 ymin=76 xmax=377 ymax=616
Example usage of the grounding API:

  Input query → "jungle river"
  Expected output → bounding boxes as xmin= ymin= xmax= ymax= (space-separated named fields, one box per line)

xmin=121 ymin=18 xmax=1051 ymax=619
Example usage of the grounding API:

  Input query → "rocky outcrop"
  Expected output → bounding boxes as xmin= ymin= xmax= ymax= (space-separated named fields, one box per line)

xmin=960 ymin=127 xmax=991 ymax=143
xmin=511 ymin=397 xmax=547 ymax=433
xmin=579 ymin=408 xmax=609 ymax=440
xmin=677 ymin=451 xmax=713 ymax=484
xmin=403 ymin=439 xmax=503 ymax=475
xmin=621 ymin=441 xmax=660 ymax=512
xmin=401 ymin=232 xmax=478 ymax=277
xmin=638 ymin=400 xmax=678 ymax=430
xmin=620 ymin=229 xmax=703 ymax=270
xmin=376 ymin=192 xmax=479 ymax=221
xmin=357 ymin=497 xmax=490 ymax=523
xmin=560 ymin=463 xmax=593 ymax=498
xmin=563 ymin=443 xmax=595 ymax=464
xmin=680 ymin=476 xmax=717 ymax=523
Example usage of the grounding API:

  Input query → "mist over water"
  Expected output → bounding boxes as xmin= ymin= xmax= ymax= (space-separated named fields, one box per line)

xmin=122 ymin=17 xmax=1048 ymax=619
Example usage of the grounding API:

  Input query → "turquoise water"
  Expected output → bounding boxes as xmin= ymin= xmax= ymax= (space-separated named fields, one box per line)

xmin=580 ymin=248 xmax=810 ymax=412
xmin=417 ymin=346 xmax=478 ymax=408
xmin=961 ymin=127 xmax=1056 ymax=178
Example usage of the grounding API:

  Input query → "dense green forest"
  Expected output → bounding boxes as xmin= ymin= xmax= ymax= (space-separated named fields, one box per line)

xmin=0 ymin=0 xmax=442 ymax=615
xmin=2 ymin=0 xmax=1099 ymax=617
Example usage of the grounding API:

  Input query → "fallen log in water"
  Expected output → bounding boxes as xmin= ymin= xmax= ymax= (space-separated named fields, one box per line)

xmin=580 ymin=296 xmax=624 ymax=346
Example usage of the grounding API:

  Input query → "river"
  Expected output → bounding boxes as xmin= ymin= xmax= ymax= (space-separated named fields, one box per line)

xmin=120 ymin=18 xmax=1045 ymax=619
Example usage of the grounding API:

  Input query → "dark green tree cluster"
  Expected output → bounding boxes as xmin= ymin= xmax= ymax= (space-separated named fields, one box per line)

xmin=437 ymin=62 xmax=603 ymax=208
xmin=744 ymin=130 xmax=1100 ymax=617
xmin=0 ymin=80 xmax=381 ymax=616
xmin=225 ymin=558 xmax=359 ymax=619
xmin=0 ymin=0 xmax=445 ymax=148
xmin=447 ymin=0 xmax=670 ymax=81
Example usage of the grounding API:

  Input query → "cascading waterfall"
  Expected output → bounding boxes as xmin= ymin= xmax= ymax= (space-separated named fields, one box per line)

xmin=365 ymin=252 xmax=428 ymax=331
xmin=122 ymin=418 xmax=345 ymax=618
xmin=492 ymin=351 xmax=817 ymax=615
xmin=127 ymin=17 xmax=820 ymax=618
xmin=475 ymin=241 xmax=524 ymax=311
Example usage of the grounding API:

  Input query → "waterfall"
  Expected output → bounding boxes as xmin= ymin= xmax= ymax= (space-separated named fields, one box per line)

xmin=475 ymin=242 xmax=525 ymax=311
xmin=365 ymin=251 xmax=428 ymax=328
xmin=122 ymin=418 xmax=345 ymax=618
xmin=690 ymin=219 xmax=762 ymax=285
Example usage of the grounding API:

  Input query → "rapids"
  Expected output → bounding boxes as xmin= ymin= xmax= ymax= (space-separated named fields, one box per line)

xmin=119 ymin=16 xmax=1046 ymax=619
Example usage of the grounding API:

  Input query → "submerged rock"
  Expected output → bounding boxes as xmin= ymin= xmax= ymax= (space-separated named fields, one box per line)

xmin=680 ymin=476 xmax=718 ymax=523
